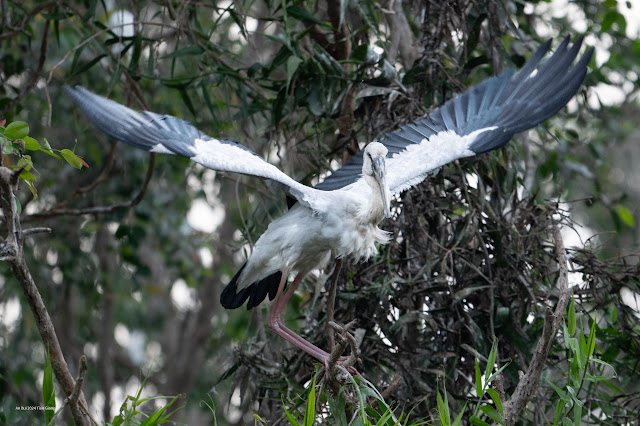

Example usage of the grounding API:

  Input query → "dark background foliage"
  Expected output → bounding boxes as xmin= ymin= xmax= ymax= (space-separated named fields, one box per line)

xmin=1 ymin=0 xmax=639 ymax=424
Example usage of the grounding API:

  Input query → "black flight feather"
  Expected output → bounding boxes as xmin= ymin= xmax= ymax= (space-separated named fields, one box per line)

xmin=220 ymin=263 xmax=282 ymax=310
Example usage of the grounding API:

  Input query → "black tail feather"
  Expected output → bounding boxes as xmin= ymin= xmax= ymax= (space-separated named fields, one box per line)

xmin=220 ymin=263 xmax=283 ymax=310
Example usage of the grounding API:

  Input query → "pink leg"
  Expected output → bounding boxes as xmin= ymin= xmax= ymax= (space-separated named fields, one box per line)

xmin=268 ymin=273 xmax=361 ymax=377
xmin=268 ymin=273 xmax=332 ymax=362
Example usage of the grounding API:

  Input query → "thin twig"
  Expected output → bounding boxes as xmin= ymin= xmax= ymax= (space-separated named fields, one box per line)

xmin=326 ymin=257 xmax=344 ymax=352
xmin=52 ymin=142 xmax=118 ymax=210
xmin=20 ymin=153 xmax=155 ymax=222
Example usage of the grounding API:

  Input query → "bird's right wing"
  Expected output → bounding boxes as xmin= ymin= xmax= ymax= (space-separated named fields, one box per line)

xmin=64 ymin=86 xmax=329 ymax=210
xmin=316 ymin=36 xmax=593 ymax=196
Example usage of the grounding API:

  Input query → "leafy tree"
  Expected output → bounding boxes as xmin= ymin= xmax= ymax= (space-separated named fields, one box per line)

xmin=1 ymin=0 xmax=638 ymax=424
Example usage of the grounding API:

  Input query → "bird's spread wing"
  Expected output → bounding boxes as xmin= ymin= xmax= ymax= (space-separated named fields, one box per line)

xmin=64 ymin=86 xmax=328 ymax=210
xmin=315 ymin=36 xmax=593 ymax=196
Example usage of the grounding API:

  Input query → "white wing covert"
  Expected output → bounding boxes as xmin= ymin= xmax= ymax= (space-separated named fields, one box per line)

xmin=64 ymin=86 xmax=328 ymax=210
xmin=316 ymin=36 xmax=593 ymax=197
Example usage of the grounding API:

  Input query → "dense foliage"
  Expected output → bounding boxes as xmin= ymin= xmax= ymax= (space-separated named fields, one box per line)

xmin=1 ymin=0 xmax=639 ymax=424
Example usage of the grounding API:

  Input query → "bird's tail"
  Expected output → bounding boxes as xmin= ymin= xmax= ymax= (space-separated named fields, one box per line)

xmin=220 ymin=263 xmax=282 ymax=309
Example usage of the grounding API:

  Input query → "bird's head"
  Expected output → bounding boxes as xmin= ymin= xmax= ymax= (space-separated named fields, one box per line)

xmin=362 ymin=142 xmax=391 ymax=219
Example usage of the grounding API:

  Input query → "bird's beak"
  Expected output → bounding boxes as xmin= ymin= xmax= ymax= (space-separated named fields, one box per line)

xmin=372 ymin=155 xmax=391 ymax=219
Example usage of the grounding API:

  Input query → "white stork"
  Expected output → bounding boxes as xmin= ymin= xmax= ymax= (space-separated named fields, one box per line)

xmin=64 ymin=36 xmax=592 ymax=367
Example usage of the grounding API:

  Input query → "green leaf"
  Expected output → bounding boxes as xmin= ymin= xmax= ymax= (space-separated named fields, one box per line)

xmin=160 ymin=45 xmax=204 ymax=59
xmin=286 ymin=56 xmax=303 ymax=81
xmin=546 ymin=379 xmax=570 ymax=404
xmin=73 ymin=54 xmax=108 ymax=76
xmin=19 ymin=169 xmax=36 ymax=181
xmin=469 ymin=415 xmax=490 ymax=426
xmin=4 ymin=121 xmax=29 ymax=140
xmin=303 ymin=372 xmax=317 ymax=426
xmin=571 ymin=356 xmax=580 ymax=383
xmin=23 ymin=180 xmax=38 ymax=199
xmin=608 ymin=304 xmax=618 ymax=323
xmin=2 ymin=141 xmax=19 ymax=155
xmin=589 ymin=359 xmax=618 ymax=377
xmin=615 ymin=205 xmax=635 ymax=227
xmin=43 ymin=348 xmax=55 ymax=425
xmin=436 ymin=388 xmax=450 ymax=426
xmin=326 ymin=394 xmax=348 ymax=426
xmin=40 ymin=138 xmax=62 ymax=160
xmin=486 ymin=389 xmax=503 ymax=416
xmin=308 ymin=84 xmax=323 ymax=116
xmin=16 ymin=155 xmax=33 ymax=171
xmin=13 ymin=194 xmax=22 ymax=215
xmin=584 ymin=372 xmax=616 ymax=382
xmin=573 ymin=404 xmax=582 ymax=426
xmin=61 ymin=149 xmax=83 ymax=169
xmin=129 ymin=33 xmax=142 ymax=71
xmin=451 ymin=401 xmax=467 ymax=426
xmin=283 ymin=400 xmax=300 ymax=426
xmin=486 ymin=360 xmax=511 ymax=384
xmin=553 ymin=399 xmax=565 ymax=426
xmin=586 ymin=314 xmax=597 ymax=359
xmin=139 ymin=394 xmax=181 ymax=426
xmin=23 ymin=136 xmax=40 ymax=151
xmin=484 ymin=339 xmax=498 ymax=386
xmin=567 ymin=298 xmax=576 ymax=336
xmin=286 ymin=5 xmax=324 ymax=25
xmin=578 ymin=320 xmax=588 ymax=369
xmin=365 ymin=406 xmax=381 ymax=419
xmin=479 ymin=405 xmax=503 ymax=424
xmin=475 ymin=356 xmax=482 ymax=397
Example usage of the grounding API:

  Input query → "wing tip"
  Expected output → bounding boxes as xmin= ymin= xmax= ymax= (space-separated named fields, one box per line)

xmin=220 ymin=264 xmax=282 ymax=310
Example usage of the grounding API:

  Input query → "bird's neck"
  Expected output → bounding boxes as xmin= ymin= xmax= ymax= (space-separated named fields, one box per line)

xmin=359 ymin=176 xmax=390 ymax=225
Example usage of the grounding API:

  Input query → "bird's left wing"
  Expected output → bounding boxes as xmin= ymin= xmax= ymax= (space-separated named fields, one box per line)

xmin=64 ymin=86 xmax=328 ymax=210
xmin=316 ymin=36 xmax=593 ymax=196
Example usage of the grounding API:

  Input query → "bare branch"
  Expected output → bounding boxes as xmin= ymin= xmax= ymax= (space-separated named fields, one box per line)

xmin=501 ymin=224 xmax=571 ymax=425
xmin=326 ymin=258 xmax=344 ymax=352
xmin=66 ymin=355 xmax=89 ymax=425
xmin=380 ymin=373 xmax=402 ymax=401
xmin=22 ymin=227 xmax=52 ymax=236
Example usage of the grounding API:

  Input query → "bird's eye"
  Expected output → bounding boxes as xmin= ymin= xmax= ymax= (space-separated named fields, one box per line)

xmin=366 ymin=152 xmax=375 ymax=175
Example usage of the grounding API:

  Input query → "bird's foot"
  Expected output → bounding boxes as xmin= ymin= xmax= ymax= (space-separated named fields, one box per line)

xmin=324 ymin=320 xmax=362 ymax=380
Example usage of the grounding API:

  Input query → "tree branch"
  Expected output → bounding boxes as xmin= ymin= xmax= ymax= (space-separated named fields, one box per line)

xmin=67 ymin=355 xmax=89 ymax=425
xmin=0 ymin=166 xmax=95 ymax=425
xmin=326 ymin=257 xmax=344 ymax=352
xmin=501 ymin=224 xmax=571 ymax=425
xmin=22 ymin=227 xmax=52 ymax=236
